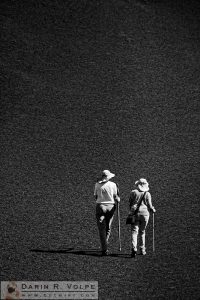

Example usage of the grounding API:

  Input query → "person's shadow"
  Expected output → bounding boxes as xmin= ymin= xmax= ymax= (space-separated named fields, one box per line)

xmin=30 ymin=248 xmax=131 ymax=258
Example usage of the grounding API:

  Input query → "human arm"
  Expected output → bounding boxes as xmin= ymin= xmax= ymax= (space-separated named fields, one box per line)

xmin=114 ymin=183 xmax=120 ymax=203
xmin=129 ymin=193 xmax=132 ymax=210
xmin=146 ymin=192 xmax=156 ymax=213
xmin=129 ymin=190 xmax=137 ymax=210
xmin=94 ymin=183 xmax=98 ymax=201
xmin=114 ymin=194 xmax=120 ymax=203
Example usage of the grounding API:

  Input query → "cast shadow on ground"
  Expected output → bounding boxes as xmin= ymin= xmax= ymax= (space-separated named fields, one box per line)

xmin=30 ymin=248 xmax=131 ymax=258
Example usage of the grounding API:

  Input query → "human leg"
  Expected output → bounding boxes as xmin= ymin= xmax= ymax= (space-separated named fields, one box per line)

xmin=105 ymin=205 xmax=116 ymax=243
xmin=96 ymin=204 xmax=115 ymax=253
xmin=96 ymin=204 xmax=108 ymax=252
xmin=138 ymin=214 xmax=149 ymax=254
xmin=131 ymin=220 xmax=139 ymax=253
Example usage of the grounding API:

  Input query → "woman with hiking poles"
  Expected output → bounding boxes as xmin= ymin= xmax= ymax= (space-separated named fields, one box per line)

xmin=127 ymin=178 xmax=156 ymax=258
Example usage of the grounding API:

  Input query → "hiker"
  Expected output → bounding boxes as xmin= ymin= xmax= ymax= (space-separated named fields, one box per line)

xmin=129 ymin=178 xmax=156 ymax=257
xmin=94 ymin=170 xmax=120 ymax=256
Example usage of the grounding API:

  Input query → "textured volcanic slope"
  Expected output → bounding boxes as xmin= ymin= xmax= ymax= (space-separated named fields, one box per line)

xmin=1 ymin=0 xmax=200 ymax=299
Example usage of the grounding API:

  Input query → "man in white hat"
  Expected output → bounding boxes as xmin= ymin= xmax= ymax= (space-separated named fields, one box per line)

xmin=128 ymin=178 xmax=156 ymax=257
xmin=94 ymin=170 xmax=120 ymax=256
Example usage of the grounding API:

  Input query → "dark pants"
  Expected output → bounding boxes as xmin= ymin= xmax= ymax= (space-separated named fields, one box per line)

xmin=96 ymin=203 xmax=116 ymax=251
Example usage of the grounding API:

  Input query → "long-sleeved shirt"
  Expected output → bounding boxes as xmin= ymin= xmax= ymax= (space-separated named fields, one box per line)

xmin=129 ymin=189 xmax=155 ymax=215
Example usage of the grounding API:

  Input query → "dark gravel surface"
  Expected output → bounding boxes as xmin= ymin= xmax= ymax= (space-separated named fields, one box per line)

xmin=1 ymin=0 xmax=200 ymax=299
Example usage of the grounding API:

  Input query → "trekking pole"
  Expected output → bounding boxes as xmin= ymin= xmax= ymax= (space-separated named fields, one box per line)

xmin=116 ymin=183 xmax=121 ymax=251
xmin=117 ymin=202 xmax=122 ymax=251
xmin=152 ymin=213 xmax=155 ymax=252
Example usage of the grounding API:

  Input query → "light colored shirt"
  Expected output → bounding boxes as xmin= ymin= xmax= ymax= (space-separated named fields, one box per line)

xmin=94 ymin=181 xmax=118 ymax=204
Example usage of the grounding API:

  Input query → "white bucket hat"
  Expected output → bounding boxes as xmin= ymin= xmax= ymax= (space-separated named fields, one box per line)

xmin=135 ymin=178 xmax=149 ymax=192
xmin=99 ymin=170 xmax=115 ymax=183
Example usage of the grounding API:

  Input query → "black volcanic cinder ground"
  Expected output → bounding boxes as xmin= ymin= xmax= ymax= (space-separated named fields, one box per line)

xmin=1 ymin=0 xmax=200 ymax=299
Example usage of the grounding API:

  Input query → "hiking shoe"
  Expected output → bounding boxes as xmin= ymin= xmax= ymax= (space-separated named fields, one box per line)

xmin=131 ymin=250 xmax=137 ymax=258
xmin=140 ymin=251 xmax=146 ymax=256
